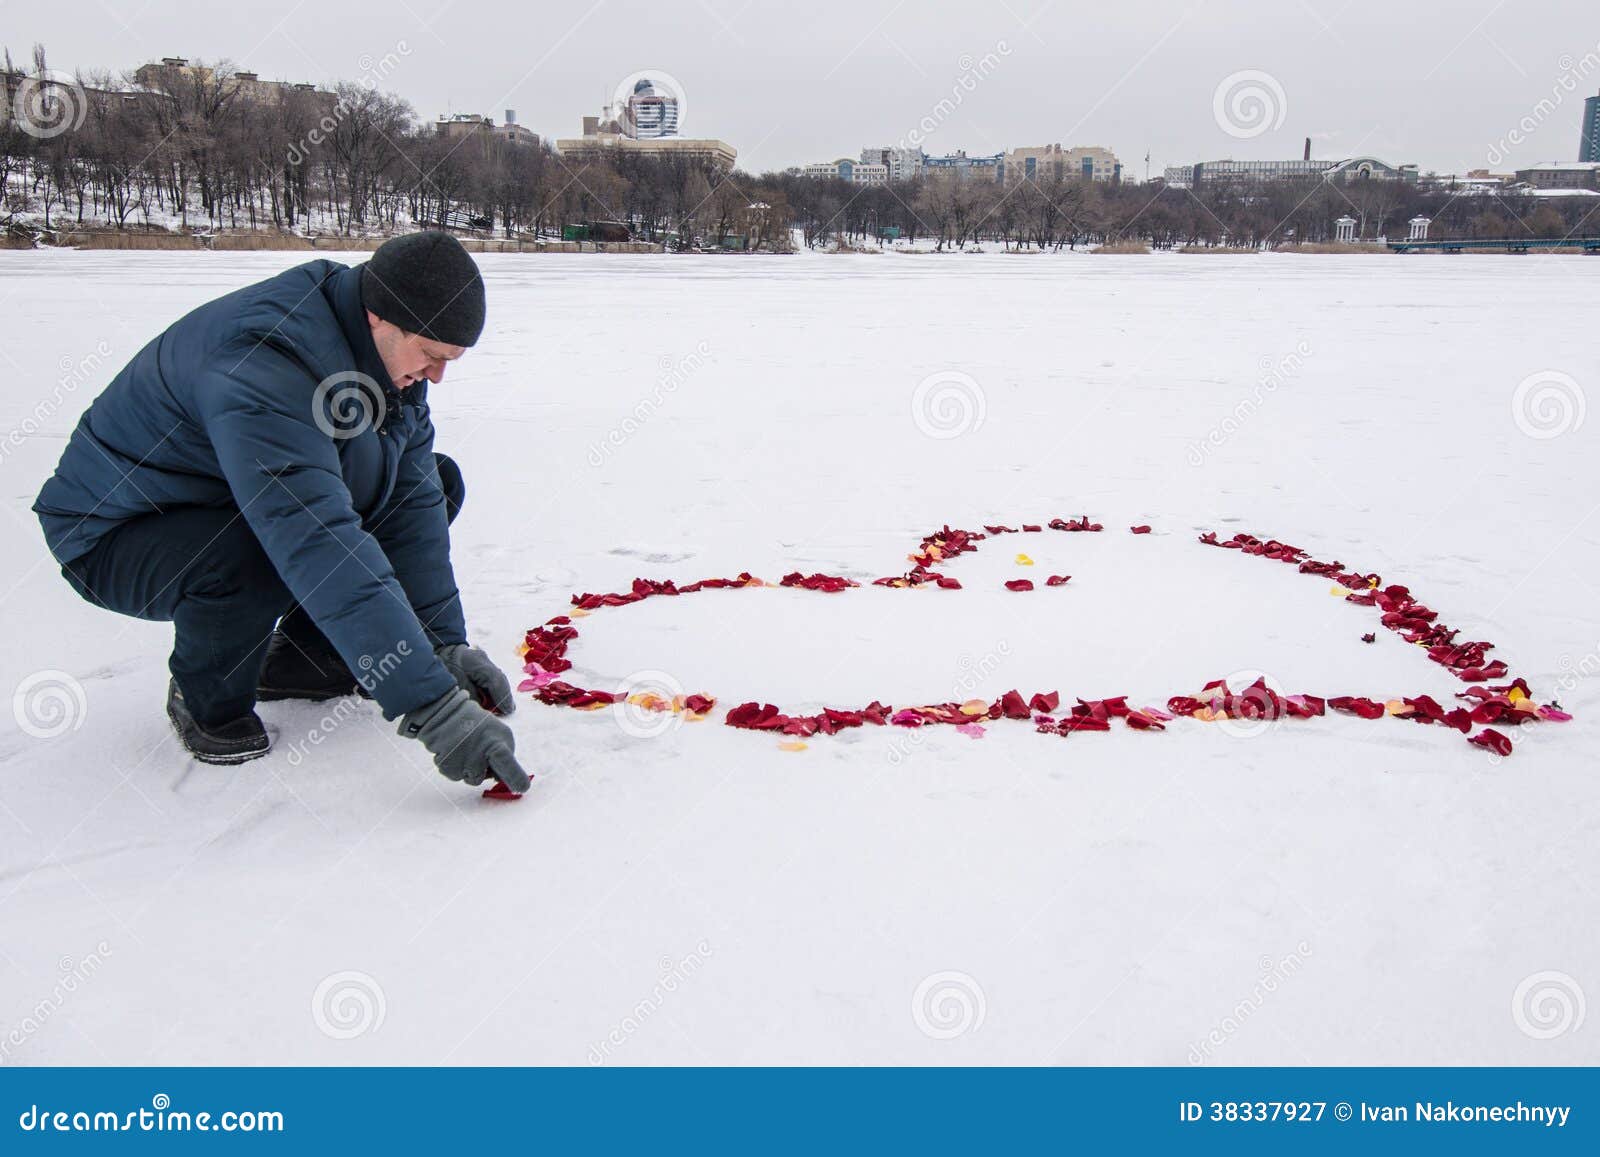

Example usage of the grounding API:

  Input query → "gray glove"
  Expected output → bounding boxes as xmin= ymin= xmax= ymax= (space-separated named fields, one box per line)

xmin=436 ymin=644 xmax=516 ymax=715
xmin=399 ymin=687 xmax=531 ymax=792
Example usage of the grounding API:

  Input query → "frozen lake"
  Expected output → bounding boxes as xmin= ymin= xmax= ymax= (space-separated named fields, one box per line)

xmin=0 ymin=248 xmax=1594 ymax=1064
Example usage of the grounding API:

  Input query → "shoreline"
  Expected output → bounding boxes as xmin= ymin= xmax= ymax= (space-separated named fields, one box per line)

xmin=4 ymin=232 xmax=1595 ymax=256
xmin=2 ymin=231 xmax=669 ymax=254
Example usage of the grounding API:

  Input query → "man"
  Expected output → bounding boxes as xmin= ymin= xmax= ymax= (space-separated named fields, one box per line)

xmin=33 ymin=231 xmax=530 ymax=793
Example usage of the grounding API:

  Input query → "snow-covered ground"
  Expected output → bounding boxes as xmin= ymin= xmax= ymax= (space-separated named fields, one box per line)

xmin=0 ymin=249 xmax=1595 ymax=1066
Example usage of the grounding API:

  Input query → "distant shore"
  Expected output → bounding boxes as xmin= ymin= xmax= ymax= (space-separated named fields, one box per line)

xmin=1 ymin=229 xmax=667 ymax=254
xmin=4 ymin=229 xmax=1595 ymax=256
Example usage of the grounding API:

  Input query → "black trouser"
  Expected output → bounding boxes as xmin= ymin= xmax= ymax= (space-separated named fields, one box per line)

xmin=60 ymin=454 xmax=464 ymax=727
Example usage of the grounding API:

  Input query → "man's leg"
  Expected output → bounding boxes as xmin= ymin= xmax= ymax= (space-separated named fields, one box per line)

xmin=260 ymin=453 xmax=465 ymax=699
xmin=62 ymin=507 xmax=294 ymax=728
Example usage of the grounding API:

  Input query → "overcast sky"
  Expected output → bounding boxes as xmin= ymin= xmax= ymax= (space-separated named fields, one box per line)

xmin=6 ymin=0 xmax=1596 ymax=175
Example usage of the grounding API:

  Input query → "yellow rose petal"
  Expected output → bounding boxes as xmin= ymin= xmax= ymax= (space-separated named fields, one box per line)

xmin=959 ymin=699 xmax=989 ymax=716
xmin=1015 ymin=553 xmax=1034 ymax=565
xmin=778 ymin=741 xmax=808 ymax=752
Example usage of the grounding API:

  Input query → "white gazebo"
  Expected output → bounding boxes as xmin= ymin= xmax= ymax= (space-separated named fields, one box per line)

xmin=1408 ymin=215 xmax=1431 ymax=241
xmin=1334 ymin=216 xmax=1357 ymax=243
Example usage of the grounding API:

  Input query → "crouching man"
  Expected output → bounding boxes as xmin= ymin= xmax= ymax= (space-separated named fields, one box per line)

xmin=33 ymin=231 xmax=529 ymax=793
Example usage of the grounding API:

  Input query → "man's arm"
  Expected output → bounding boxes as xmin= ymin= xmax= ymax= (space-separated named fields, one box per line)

xmin=368 ymin=396 xmax=467 ymax=650
xmin=191 ymin=344 xmax=458 ymax=720
xmin=372 ymin=402 xmax=517 ymax=717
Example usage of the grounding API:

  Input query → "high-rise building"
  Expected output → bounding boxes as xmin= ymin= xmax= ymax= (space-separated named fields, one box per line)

xmin=1581 ymin=93 xmax=1600 ymax=163
xmin=625 ymin=78 xmax=680 ymax=139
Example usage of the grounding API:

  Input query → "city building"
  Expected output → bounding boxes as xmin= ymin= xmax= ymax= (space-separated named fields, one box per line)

xmin=131 ymin=57 xmax=335 ymax=111
xmin=1580 ymin=93 xmax=1600 ymax=163
xmin=0 ymin=66 xmax=26 ymax=127
xmin=556 ymin=109 xmax=735 ymax=169
xmin=1003 ymin=144 xmax=1122 ymax=183
xmin=923 ymin=150 xmax=1004 ymax=181
xmin=1512 ymin=161 xmax=1600 ymax=190
xmin=803 ymin=158 xmax=888 ymax=184
xmin=435 ymin=111 xmax=540 ymax=148
xmin=1170 ymin=155 xmax=1417 ymax=186
xmin=3 ymin=56 xmax=340 ymax=127
xmin=1161 ymin=164 xmax=1194 ymax=188
xmin=1416 ymin=169 xmax=1511 ymax=194
xmin=859 ymin=146 xmax=925 ymax=180
xmin=623 ymin=78 xmax=680 ymax=139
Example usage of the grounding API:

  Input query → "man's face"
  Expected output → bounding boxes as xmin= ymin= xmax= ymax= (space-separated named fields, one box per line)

xmin=366 ymin=311 xmax=467 ymax=389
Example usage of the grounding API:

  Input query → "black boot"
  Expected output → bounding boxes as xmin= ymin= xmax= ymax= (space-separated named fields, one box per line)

xmin=166 ymin=679 xmax=270 ymax=764
xmin=256 ymin=617 xmax=360 ymax=702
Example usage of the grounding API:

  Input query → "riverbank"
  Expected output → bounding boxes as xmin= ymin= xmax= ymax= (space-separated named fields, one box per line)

xmin=2 ymin=229 xmax=667 ymax=254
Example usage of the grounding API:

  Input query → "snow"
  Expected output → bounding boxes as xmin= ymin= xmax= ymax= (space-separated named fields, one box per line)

xmin=0 ymin=249 xmax=1596 ymax=1066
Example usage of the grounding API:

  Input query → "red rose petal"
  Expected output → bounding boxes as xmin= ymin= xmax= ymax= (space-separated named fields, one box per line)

xmin=1329 ymin=696 xmax=1386 ymax=720
xmin=1468 ymin=728 xmax=1513 ymax=757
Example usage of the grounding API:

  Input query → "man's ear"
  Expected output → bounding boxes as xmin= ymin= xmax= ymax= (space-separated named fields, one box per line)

xmin=366 ymin=309 xmax=382 ymax=329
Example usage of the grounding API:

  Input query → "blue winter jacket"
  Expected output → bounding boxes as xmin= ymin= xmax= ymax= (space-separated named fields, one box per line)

xmin=33 ymin=259 xmax=464 ymax=718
